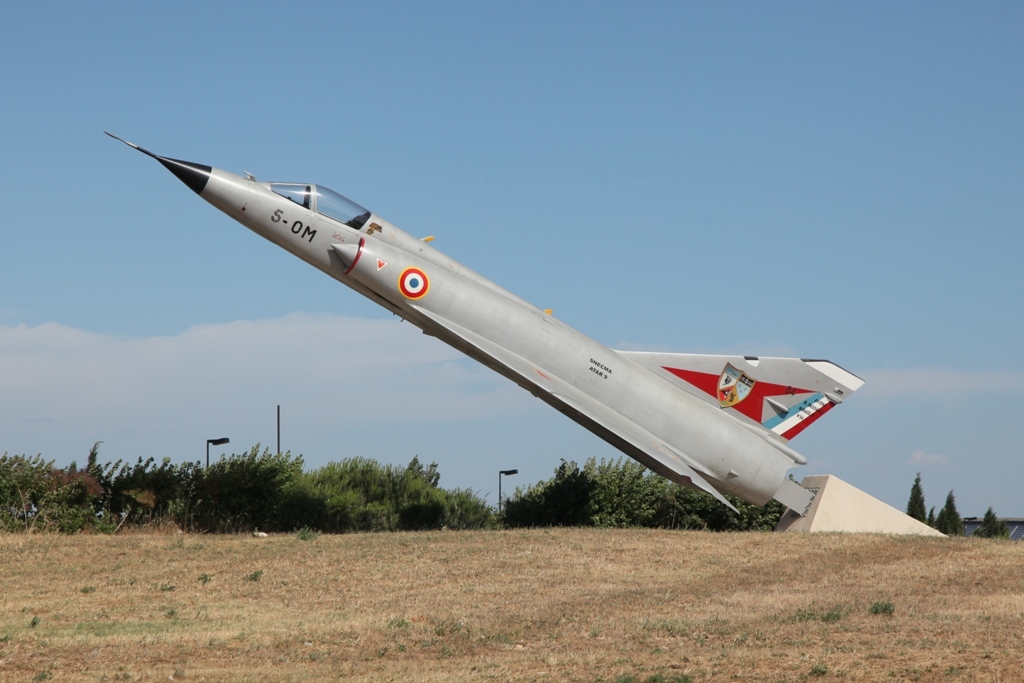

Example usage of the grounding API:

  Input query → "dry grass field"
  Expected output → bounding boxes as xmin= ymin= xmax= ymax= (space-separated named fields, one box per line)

xmin=1 ymin=529 xmax=1022 ymax=682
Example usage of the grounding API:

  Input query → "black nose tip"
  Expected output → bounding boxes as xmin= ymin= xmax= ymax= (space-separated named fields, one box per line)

xmin=105 ymin=132 xmax=212 ymax=195
xmin=156 ymin=156 xmax=212 ymax=195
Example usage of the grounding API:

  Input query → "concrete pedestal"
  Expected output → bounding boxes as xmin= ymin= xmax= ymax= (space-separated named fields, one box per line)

xmin=776 ymin=474 xmax=945 ymax=536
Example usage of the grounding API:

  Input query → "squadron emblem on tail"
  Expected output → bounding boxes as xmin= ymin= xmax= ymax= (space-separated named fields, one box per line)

xmin=718 ymin=364 xmax=755 ymax=408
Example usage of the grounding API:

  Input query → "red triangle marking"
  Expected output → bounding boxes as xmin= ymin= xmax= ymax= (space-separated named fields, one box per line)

xmin=661 ymin=366 xmax=813 ymax=424
xmin=376 ymin=259 xmax=388 ymax=271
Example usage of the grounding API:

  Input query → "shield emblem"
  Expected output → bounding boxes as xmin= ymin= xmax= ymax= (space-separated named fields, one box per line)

xmin=718 ymin=364 xmax=755 ymax=408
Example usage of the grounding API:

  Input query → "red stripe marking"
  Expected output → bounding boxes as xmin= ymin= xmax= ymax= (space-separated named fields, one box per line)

xmin=780 ymin=400 xmax=835 ymax=439
xmin=343 ymin=237 xmax=365 ymax=275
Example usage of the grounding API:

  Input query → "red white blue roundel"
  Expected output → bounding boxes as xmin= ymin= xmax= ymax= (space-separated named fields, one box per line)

xmin=398 ymin=267 xmax=429 ymax=299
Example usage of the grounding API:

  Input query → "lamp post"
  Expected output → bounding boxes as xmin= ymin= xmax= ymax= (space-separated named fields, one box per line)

xmin=206 ymin=437 xmax=229 ymax=469
xmin=498 ymin=469 xmax=518 ymax=514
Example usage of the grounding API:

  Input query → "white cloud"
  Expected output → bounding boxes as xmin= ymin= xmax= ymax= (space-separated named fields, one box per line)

xmin=1 ymin=314 xmax=519 ymax=412
xmin=0 ymin=314 xmax=532 ymax=463
xmin=909 ymin=450 xmax=950 ymax=466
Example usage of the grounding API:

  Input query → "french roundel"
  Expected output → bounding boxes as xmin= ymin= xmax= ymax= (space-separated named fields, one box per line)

xmin=398 ymin=267 xmax=430 ymax=299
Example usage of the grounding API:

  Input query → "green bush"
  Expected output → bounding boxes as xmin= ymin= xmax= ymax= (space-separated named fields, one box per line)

xmin=0 ymin=450 xmax=103 ymax=533
xmin=3 ymin=444 xmax=493 ymax=534
xmin=192 ymin=446 xmax=304 ymax=532
xmin=502 ymin=460 xmax=595 ymax=527
xmin=287 ymin=455 xmax=494 ymax=533
xmin=869 ymin=601 xmax=895 ymax=616
xmin=441 ymin=487 xmax=495 ymax=530
xmin=502 ymin=457 xmax=785 ymax=531
xmin=99 ymin=455 xmax=202 ymax=529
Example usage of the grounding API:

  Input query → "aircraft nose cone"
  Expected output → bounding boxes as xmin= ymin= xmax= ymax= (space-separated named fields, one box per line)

xmin=105 ymin=133 xmax=211 ymax=195
xmin=156 ymin=156 xmax=212 ymax=195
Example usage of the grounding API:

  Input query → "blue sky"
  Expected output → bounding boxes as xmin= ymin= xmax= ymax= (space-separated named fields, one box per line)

xmin=2 ymin=2 xmax=1022 ymax=516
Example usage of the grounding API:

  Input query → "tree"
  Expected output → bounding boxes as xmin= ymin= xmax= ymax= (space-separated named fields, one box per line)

xmin=934 ymin=490 xmax=964 ymax=536
xmin=972 ymin=507 xmax=1010 ymax=539
xmin=405 ymin=455 xmax=440 ymax=488
xmin=906 ymin=473 xmax=927 ymax=522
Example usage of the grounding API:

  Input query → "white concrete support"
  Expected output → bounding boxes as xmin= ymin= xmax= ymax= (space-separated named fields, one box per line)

xmin=776 ymin=475 xmax=945 ymax=536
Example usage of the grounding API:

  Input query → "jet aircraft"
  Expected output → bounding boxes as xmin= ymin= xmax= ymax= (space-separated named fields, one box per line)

xmin=108 ymin=133 xmax=863 ymax=514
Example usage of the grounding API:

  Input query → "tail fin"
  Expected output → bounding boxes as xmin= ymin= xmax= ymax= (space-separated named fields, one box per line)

xmin=617 ymin=352 xmax=864 ymax=440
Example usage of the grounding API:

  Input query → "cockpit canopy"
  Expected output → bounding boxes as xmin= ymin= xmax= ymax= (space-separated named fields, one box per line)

xmin=269 ymin=183 xmax=371 ymax=230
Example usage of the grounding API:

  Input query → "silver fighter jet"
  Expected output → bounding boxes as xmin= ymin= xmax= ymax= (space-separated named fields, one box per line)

xmin=109 ymin=134 xmax=863 ymax=514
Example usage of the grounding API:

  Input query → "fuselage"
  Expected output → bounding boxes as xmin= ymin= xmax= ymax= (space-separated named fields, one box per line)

xmin=192 ymin=165 xmax=794 ymax=505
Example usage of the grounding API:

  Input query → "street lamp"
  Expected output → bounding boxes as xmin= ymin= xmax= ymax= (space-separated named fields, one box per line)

xmin=498 ymin=469 xmax=518 ymax=514
xmin=206 ymin=437 xmax=229 ymax=469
